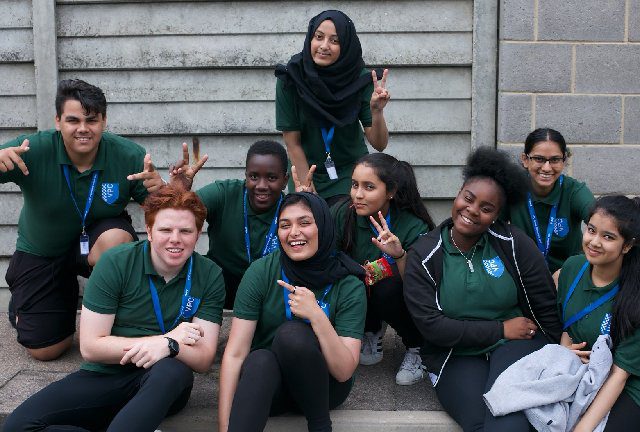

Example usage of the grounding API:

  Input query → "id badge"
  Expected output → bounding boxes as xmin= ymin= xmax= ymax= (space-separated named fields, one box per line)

xmin=324 ymin=157 xmax=338 ymax=180
xmin=79 ymin=234 xmax=90 ymax=255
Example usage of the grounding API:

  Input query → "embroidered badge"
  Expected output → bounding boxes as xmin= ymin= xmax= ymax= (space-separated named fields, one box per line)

xmin=101 ymin=183 xmax=119 ymax=205
xmin=554 ymin=217 xmax=569 ymax=238
xmin=483 ymin=256 xmax=505 ymax=278
xmin=600 ymin=312 xmax=612 ymax=335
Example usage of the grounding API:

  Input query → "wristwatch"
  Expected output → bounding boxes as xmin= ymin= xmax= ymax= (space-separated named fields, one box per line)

xmin=165 ymin=337 xmax=180 ymax=358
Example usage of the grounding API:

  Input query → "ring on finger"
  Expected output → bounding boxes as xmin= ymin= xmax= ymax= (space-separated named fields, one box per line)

xmin=293 ymin=287 xmax=297 ymax=294
xmin=529 ymin=329 xmax=535 ymax=336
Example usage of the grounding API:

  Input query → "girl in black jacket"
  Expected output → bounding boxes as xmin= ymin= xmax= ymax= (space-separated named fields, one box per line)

xmin=403 ymin=148 xmax=563 ymax=432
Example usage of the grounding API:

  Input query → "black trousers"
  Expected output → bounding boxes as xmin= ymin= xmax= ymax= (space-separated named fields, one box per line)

xmin=4 ymin=358 xmax=193 ymax=432
xmin=434 ymin=334 xmax=547 ymax=432
xmin=228 ymin=321 xmax=352 ymax=432
xmin=604 ymin=389 xmax=640 ymax=431
xmin=364 ymin=271 xmax=423 ymax=348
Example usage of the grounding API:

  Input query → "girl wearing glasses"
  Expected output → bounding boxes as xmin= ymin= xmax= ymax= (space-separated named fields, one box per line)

xmin=505 ymin=128 xmax=595 ymax=273
xmin=556 ymin=195 xmax=640 ymax=431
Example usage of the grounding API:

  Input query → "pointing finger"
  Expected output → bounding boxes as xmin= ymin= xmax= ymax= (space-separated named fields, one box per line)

xmin=17 ymin=139 xmax=30 ymax=154
xmin=277 ymin=279 xmax=296 ymax=293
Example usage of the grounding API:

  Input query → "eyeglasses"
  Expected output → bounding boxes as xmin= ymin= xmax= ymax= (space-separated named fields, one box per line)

xmin=525 ymin=155 xmax=566 ymax=166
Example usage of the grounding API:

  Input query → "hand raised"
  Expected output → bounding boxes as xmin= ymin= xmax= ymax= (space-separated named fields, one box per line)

xmin=169 ymin=141 xmax=208 ymax=191
xmin=370 ymin=211 xmax=404 ymax=259
xmin=291 ymin=164 xmax=316 ymax=193
xmin=0 ymin=139 xmax=30 ymax=175
xmin=370 ymin=69 xmax=390 ymax=112
xmin=127 ymin=153 xmax=164 ymax=193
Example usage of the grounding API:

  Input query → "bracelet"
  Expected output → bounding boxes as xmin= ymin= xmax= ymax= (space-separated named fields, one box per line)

xmin=391 ymin=249 xmax=406 ymax=260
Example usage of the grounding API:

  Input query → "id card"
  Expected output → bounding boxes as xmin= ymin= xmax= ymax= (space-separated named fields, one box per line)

xmin=325 ymin=157 xmax=338 ymax=180
xmin=79 ymin=234 xmax=90 ymax=255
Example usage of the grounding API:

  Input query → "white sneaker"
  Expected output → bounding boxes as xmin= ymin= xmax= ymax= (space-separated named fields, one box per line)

xmin=395 ymin=348 xmax=426 ymax=385
xmin=359 ymin=329 xmax=384 ymax=365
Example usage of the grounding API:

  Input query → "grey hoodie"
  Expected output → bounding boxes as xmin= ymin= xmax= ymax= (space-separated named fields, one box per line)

xmin=483 ymin=335 xmax=612 ymax=432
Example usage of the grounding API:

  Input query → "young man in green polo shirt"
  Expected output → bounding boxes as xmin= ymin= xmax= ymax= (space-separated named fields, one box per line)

xmin=4 ymin=186 xmax=226 ymax=432
xmin=170 ymin=140 xmax=289 ymax=309
xmin=0 ymin=79 xmax=163 ymax=361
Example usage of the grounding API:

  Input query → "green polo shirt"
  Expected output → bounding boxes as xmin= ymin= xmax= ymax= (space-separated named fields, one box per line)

xmin=506 ymin=175 xmax=595 ymax=273
xmin=196 ymin=179 xmax=284 ymax=281
xmin=558 ymin=255 xmax=640 ymax=406
xmin=332 ymin=202 xmax=429 ymax=265
xmin=233 ymin=250 xmax=366 ymax=351
xmin=81 ymin=240 xmax=225 ymax=374
xmin=439 ymin=226 xmax=522 ymax=355
xmin=0 ymin=130 xmax=148 ymax=257
xmin=275 ymin=69 xmax=373 ymax=199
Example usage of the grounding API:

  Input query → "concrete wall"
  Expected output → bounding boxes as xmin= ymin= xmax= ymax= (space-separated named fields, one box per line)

xmin=498 ymin=0 xmax=640 ymax=194
xmin=0 ymin=0 xmax=493 ymax=296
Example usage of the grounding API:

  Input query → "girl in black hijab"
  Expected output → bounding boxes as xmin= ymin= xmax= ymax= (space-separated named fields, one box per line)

xmin=219 ymin=193 xmax=367 ymax=432
xmin=275 ymin=10 xmax=390 ymax=204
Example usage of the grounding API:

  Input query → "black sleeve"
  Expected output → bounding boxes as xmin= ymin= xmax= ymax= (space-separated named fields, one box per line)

xmin=403 ymin=241 xmax=504 ymax=349
xmin=512 ymin=229 xmax=563 ymax=343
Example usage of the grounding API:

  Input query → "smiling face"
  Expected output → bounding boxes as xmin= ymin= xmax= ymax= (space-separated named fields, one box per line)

xmin=521 ymin=140 xmax=566 ymax=197
xmin=278 ymin=202 xmax=319 ymax=261
xmin=451 ymin=178 xmax=502 ymax=245
xmin=55 ymin=99 xmax=106 ymax=165
xmin=146 ymin=208 xmax=200 ymax=279
xmin=245 ymin=153 xmax=288 ymax=213
xmin=310 ymin=19 xmax=341 ymax=67
xmin=583 ymin=210 xmax=631 ymax=269
xmin=350 ymin=163 xmax=393 ymax=217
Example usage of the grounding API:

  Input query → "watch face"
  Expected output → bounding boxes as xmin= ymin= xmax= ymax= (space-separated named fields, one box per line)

xmin=167 ymin=337 xmax=179 ymax=357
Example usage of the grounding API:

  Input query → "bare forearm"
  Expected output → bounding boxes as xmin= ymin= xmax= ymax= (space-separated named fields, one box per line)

xmin=218 ymin=355 xmax=245 ymax=432
xmin=366 ymin=110 xmax=388 ymax=151
xmin=81 ymin=334 xmax=162 ymax=364
xmin=283 ymin=131 xmax=309 ymax=179
xmin=574 ymin=365 xmax=629 ymax=432
xmin=310 ymin=313 xmax=358 ymax=382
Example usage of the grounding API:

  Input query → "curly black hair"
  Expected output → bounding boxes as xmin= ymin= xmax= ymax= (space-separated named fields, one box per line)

xmin=462 ymin=147 xmax=529 ymax=208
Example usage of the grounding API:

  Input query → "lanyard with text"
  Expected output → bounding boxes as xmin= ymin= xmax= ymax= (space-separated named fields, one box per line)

xmin=562 ymin=260 xmax=619 ymax=331
xmin=243 ymin=188 xmax=283 ymax=264
xmin=321 ymin=126 xmax=338 ymax=180
xmin=527 ymin=174 xmax=564 ymax=259
xmin=369 ymin=211 xmax=394 ymax=264
xmin=144 ymin=242 xmax=194 ymax=334
xmin=62 ymin=165 xmax=99 ymax=255
xmin=281 ymin=269 xmax=332 ymax=322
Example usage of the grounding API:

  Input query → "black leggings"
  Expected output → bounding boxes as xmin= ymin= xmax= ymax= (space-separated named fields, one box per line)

xmin=228 ymin=321 xmax=352 ymax=432
xmin=4 ymin=358 xmax=193 ymax=432
xmin=604 ymin=389 xmax=640 ymax=431
xmin=434 ymin=335 xmax=546 ymax=432
xmin=364 ymin=271 xmax=423 ymax=348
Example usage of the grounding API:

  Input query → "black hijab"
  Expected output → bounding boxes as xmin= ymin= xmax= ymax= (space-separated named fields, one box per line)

xmin=274 ymin=10 xmax=378 ymax=128
xmin=279 ymin=192 xmax=364 ymax=290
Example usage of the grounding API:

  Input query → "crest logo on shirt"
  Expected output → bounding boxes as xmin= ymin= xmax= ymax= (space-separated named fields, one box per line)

xmin=101 ymin=183 xmax=119 ymax=205
xmin=554 ymin=218 xmax=569 ymax=238
xmin=483 ymin=256 xmax=505 ymax=278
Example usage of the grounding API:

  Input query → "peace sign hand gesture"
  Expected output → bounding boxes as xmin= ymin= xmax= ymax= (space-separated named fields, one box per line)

xmin=370 ymin=69 xmax=390 ymax=112
xmin=292 ymin=164 xmax=316 ymax=193
xmin=169 ymin=142 xmax=209 ymax=191
xmin=370 ymin=211 xmax=404 ymax=259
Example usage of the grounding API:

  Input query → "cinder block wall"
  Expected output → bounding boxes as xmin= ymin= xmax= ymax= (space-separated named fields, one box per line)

xmin=498 ymin=0 xmax=640 ymax=195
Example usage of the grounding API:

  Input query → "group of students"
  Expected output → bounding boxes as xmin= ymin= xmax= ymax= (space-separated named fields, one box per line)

xmin=1 ymin=8 xmax=638 ymax=432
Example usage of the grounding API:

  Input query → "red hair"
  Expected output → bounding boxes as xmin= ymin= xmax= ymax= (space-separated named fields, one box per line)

xmin=142 ymin=185 xmax=207 ymax=232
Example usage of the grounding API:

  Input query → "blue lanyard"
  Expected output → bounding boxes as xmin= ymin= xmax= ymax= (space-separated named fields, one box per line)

xmin=562 ymin=260 xmax=619 ymax=331
xmin=281 ymin=270 xmax=332 ymax=321
xmin=527 ymin=174 xmax=564 ymax=258
xmin=243 ymin=188 xmax=283 ymax=264
xmin=369 ymin=211 xmax=394 ymax=263
xmin=62 ymin=165 xmax=99 ymax=234
xmin=144 ymin=242 xmax=194 ymax=334
xmin=321 ymin=126 xmax=335 ymax=157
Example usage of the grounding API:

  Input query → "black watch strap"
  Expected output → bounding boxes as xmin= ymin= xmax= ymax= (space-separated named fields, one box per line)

xmin=165 ymin=337 xmax=179 ymax=358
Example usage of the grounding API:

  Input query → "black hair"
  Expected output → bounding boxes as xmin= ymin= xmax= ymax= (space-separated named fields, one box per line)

xmin=524 ymin=128 xmax=571 ymax=158
xmin=55 ymin=79 xmax=107 ymax=117
xmin=245 ymin=140 xmax=288 ymax=175
xmin=588 ymin=195 xmax=640 ymax=349
xmin=279 ymin=193 xmax=310 ymax=214
xmin=341 ymin=153 xmax=435 ymax=255
xmin=462 ymin=147 xmax=529 ymax=209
